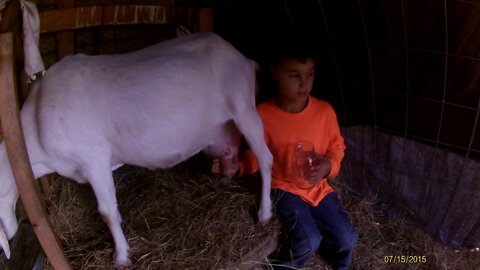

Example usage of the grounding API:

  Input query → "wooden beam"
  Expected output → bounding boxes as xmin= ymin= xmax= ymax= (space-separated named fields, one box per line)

xmin=0 ymin=32 xmax=72 ymax=270
xmin=39 ymin=5 xmax=196 ymax=33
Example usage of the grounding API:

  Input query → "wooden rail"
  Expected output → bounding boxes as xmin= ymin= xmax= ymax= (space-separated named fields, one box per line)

xmin=0 ymin=32 xmax=72 ymax=270
xmin=39 ymin=5 xmax=211 ymax=33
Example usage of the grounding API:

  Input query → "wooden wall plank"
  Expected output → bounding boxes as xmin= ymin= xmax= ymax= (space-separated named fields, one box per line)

xmin=103 ymin=5 xmax=167 ymax=24
xmin=40 ymin=5 xmax=196 ymax=33
xmin=40 ymin=6 xmax=102 ymax=33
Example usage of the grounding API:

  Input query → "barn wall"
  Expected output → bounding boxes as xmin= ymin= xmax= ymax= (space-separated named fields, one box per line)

xmin=35 ymin=0 xmax=210 ymax=68
xmin=39 ymin=24 xmax=180 ymax=68
xmin=342 ymin=126 xmax=480 ymax=248
xmin=210 ymin=0 xmax=480 ymax=248
xmin=211 ymin=0 xmax=480 ymax=158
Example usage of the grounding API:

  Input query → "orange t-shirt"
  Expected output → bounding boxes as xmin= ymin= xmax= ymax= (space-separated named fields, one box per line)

xmin=240 ymin=96 xmax=345 ymax=206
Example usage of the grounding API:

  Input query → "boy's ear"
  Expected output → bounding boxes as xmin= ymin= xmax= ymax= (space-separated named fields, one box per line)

xmin=269 ymin=66 xmax=278 ymax=80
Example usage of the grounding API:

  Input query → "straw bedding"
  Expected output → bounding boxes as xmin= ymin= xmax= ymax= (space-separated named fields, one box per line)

xmin=40 ymin=157 xmax=480 ymax=270
xmin=304 ymin=173 xmax=480 ymax=270
xmin=43 ymin=157 xmax=281 ymax=270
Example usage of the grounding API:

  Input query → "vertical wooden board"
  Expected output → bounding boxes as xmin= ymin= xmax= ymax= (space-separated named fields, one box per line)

xmin=56 ymin=0 xmax=75 ymax=59
xmin=195 ymin=8 xmax=213 ymax=32
xmin=0 ymin=0 xmax=21 ymax=33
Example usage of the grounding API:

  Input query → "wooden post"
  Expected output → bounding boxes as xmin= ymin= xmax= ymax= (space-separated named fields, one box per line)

xmin=55 ymin=0 xmax=75 ymax=59
xmin=0 ymin=32 xmax=72 ymax=270
xmin=195 ymin=8 xmax=213 ymax=32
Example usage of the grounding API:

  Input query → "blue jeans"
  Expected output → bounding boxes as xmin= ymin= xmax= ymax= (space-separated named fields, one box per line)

xmin=270 ymin=190 xmax=357 ymax=270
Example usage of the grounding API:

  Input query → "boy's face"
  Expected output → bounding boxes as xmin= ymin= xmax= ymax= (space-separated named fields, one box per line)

xmin=271 ymin=57 xmax=315 ymax=103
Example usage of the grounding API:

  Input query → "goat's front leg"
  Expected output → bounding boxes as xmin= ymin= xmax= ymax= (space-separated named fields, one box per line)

xmin=86 ymin=162 xmax=131 ymax=267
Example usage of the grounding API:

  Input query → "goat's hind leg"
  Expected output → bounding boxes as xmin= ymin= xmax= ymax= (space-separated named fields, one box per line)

xmin=83 ymin=161 xmax=131 ymax=267
xmin=234 ymin=109 xmax=273 ymax=223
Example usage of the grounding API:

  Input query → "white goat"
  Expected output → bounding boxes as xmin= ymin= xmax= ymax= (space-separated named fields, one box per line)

xmin=0 ymin=32 xmax=273 ymax=266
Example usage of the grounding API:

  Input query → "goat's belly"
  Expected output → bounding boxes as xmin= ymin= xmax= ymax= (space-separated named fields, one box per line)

xmin=119 ymin=148 xmax=204 ymax=169
xmin=112 ymin=134 xmax=212 ymax=169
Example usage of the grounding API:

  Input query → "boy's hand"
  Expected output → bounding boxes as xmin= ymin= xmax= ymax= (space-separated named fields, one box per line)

xmin=211 ymin=157 xmax=240 ymax=177
xmin=307 ymin=155 xmax=331 ymax=184
xmin=211 ymin=158 xmax=222 ymax=174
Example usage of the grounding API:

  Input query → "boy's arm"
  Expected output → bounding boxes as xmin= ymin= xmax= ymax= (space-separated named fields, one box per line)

xmin=238 ymin=149 xmax=259 ymax=175
xmin=237 ymin=124 xmax=269 ymax=175
xmin=324 ymin=111 xmax=345 ymax=179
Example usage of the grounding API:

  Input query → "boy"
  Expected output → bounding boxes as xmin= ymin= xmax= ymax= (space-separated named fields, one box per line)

xmin=213 ymin=40 xmax=356 ymax=270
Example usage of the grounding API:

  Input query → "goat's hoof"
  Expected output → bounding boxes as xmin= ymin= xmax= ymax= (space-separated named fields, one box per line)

xmin=257 ymin=208 xmax=272 ymax=224
xmin=114 ymin=254 xmax=132 ymax=268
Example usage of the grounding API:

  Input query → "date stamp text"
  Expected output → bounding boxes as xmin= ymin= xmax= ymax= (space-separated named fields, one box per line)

xmin=384 ymin=255 xmax=427 ymax=264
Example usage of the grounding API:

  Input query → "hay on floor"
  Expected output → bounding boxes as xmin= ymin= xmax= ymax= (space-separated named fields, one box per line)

xmin=43 ymin=160 xmax=281 ymax=270
xmin=39 ymin=159 xmax=480 ymax=270
xmin=302 ymin=174 xmax=480 ymax=270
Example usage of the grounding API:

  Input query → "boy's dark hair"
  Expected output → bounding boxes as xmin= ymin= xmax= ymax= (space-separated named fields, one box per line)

xmin=266 ymin=33 xmax=319 ymax=66
xmin=256 ymin=32 xmax=319 ymax=103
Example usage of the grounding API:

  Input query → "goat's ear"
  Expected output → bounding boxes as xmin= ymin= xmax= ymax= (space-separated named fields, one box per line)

xmin=0 ymin=223 xmax=10 ymax=259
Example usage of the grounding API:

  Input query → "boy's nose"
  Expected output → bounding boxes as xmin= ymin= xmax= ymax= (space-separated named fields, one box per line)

xmin=299 ymin=77 xmax=306 ymax=87
xmin=299 ymin=77 xmax=309 ymax=89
